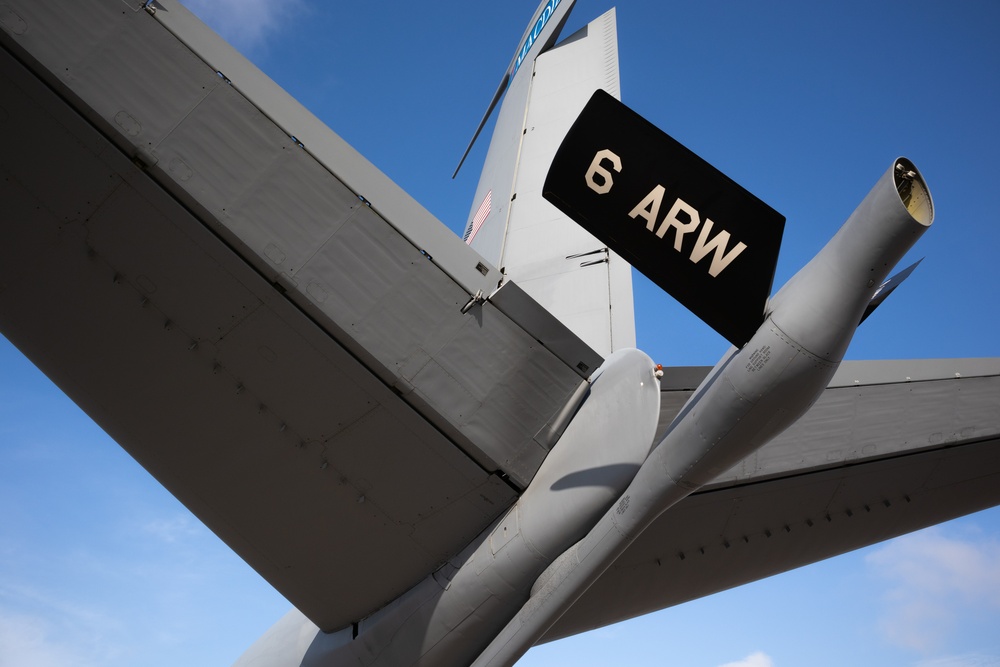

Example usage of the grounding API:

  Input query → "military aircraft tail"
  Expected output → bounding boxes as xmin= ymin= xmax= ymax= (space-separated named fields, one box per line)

xmin=460 ymin=2 xmax=635 ymax=358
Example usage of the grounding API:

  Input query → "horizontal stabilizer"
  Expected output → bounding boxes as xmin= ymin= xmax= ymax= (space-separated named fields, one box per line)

xmin=544 ymin=90 xmax=785 ymax=347
xmin=860 ymin=258 xmax=922 ymax=324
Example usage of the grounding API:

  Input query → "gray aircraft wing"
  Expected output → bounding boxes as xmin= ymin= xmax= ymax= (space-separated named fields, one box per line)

xmin=543 ymin=359 xmax=1000 ymax=641
xmin=3 ymin=0 xmax=999 ymax=652
xmin=0 ymin=0 xmax=599 ymax=632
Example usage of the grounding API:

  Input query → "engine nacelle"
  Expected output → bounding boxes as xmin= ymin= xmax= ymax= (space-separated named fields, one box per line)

xmin=507 ymin=347 xmax=661 ymax=563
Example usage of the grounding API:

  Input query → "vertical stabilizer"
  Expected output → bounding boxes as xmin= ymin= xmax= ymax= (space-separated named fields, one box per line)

xmin=464 ymin=8 xmax=635 ymax=357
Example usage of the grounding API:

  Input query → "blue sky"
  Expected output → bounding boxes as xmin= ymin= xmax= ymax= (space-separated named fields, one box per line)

xmin=2 ymin=1 xmax=1000 ymax=665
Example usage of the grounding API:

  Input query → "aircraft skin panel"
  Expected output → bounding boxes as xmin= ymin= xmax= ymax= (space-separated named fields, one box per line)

xmin=0 ymin=41 xmax=522 ymax=631
xmin=653 ymin=358 xmax=1000 ymax=485
xmin=468 ymin=9 xmax=636 ymax=358
xmin=465 ymin=63 xmax=535 ymax=267
xmin=6 ymin=1 xmax=998 ymax=663
xmin=545 ymin=436 xmax=1000 ymax=642
xmin=503 ymin=9 xmax=636 ymax=356
xmin=542 ymin=360 xmax=1000 ymax=641
xmin=148 ymin=0 xmax=503 ymax=298
xmin=0 ymin=0 xmax=607 ymax=487
xmin=0 ymin=0 xmax=605 ymax=631
xmin=462 ymin=0 xmax=579 ymax=264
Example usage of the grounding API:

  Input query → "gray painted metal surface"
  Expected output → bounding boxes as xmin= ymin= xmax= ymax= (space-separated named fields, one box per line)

xmin=546 ymin=430 xmax=1000 ymax=641
xmin=468 ymin=159 xmax=938 ymax=666
xmin=0 ymin=36 xmax=512 ymax=632
xmin=454 ymin=0 xmax=578 ymax=179
xmin=466 ymin=9 xmax=634 ymax=358
xmin=489 ymin=281 xmax=602 ymax=378
xmin=464 ymin=0 xmax=577 ymax=265
xmin=0 ymin=0 xmax=603 ymax=631
xmin=151 ymin=0 xmax=501 ymax=299
xmin=4 ymin=2 xmax=1000 ymax=664
xmin=500 ymin=9 xmax=635 ymax=356
xmin=233 ymin=349 xmax=662 ymax=667
xmin=541 ymin=346 xmax=1000 ymax=638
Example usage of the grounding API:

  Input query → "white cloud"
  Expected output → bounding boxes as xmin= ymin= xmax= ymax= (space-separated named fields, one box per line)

xmin=178 ymin=0 xmax=305 ymax=54
xmin=866 ymin=527 xmax=1000 ymax=652
xmin=717 ymin=651 xmax=774 ymax=667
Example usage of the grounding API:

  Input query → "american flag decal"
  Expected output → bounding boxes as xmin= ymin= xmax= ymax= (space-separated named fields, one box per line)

xmin=464 ymin=190 xmax=492 ymax=244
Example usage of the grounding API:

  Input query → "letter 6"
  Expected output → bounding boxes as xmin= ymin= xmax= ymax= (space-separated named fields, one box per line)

xmin=585 ymin=149 xmax=621 ymax=195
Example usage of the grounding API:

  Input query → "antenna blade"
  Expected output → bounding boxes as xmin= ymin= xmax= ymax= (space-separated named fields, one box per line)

xmin=453 ymin=73 xmax=509 ymax=179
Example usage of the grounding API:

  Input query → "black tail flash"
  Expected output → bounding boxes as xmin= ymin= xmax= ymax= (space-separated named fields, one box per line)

xmin=544 ymin=90 xmax=784 ymax=347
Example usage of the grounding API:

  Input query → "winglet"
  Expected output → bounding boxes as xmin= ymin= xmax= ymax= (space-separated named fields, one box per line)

xmin=860 ymin=258 xmax=923 ymax=324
